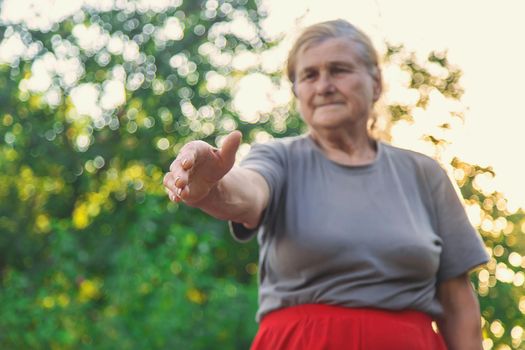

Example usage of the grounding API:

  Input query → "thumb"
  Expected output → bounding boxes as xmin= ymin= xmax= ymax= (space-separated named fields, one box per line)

xmin=218 ymin=130 xmax=242 ymax=165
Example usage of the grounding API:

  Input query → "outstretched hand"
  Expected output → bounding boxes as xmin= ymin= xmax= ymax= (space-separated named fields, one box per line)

xmin=163 ymin=131 xmax=242 ymax=205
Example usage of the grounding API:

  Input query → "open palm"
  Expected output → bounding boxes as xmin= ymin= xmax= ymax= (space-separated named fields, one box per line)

xmin=163 ymin=131 xmax=242 ymax=205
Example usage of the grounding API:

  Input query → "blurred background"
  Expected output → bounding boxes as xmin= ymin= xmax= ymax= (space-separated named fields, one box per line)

xmin=0 ymin=0 xmax=524 ymax=349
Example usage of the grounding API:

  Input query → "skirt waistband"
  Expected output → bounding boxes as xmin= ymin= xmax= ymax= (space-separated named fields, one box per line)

xmin=262 ymin=303 xmax=435 ymax=326
xmin=252 ymin=304 xmax=448 ymax=350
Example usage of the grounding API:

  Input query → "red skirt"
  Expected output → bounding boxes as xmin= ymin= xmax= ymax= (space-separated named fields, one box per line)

xmin=250 ymin=304 xmax=448 ymax=350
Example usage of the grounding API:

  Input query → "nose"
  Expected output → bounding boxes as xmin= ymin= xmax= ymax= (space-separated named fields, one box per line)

xmin=315 ymin=71 xmax=335 ymax=95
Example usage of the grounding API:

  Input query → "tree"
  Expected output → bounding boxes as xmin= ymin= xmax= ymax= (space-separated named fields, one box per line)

xmin=0 ymin=1 xmax=275 ymax=348
xmin=0 ymin=1 xmax=523 ymax=349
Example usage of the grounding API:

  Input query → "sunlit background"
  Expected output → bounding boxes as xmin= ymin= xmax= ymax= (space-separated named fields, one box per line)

xmin=260 ymin=0 xmax=525 ymax=213
xmin=1 ymin=1 xmax=524 ymax=349
xmin=3 ymin=0 xmax=523 ymax=209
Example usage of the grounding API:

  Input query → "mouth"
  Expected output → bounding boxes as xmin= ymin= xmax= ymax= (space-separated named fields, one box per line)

xmin=315 ymin=102 xmax=344 ymax=108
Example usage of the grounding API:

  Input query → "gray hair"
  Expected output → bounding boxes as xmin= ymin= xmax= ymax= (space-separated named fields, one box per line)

xmin=286 ymin=19 xmax=381 ymax=85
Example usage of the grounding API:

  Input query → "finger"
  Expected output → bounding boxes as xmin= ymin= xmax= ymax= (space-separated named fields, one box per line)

xmin=164 ymin=172 xmax=186 ymax=193
xmin=166 ymin=187 xmax=183 ymax=203
xmin=181 ymin=157 xmax=194 ymax=171
xmin=175 ymin=185 xmax=188 ymax=201
xmin=172 ymin=140 xmax=220 ymax=173
xmin=219 ymin=130 xmax=242 ymax=165
xmin=169 ymin=156 xmax=186 ymax=172
xmin=163 ymin=172 xmax=175 ymax=190
xmin=169 ymin=159 xmax=177 ymax=172
xmin=167 ymin=189 xmax=176 ymax=202
xmin=170 ymin=148 xmax=196 ymax=172
xmin=169 ymin=154 xmax=195 ymax=173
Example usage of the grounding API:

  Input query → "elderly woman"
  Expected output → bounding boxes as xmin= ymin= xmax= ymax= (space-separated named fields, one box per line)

xmin=164 ymin=19 xmax=488 ymax=350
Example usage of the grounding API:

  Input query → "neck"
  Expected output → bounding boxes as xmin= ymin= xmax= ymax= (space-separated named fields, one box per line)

xmin=308 ymin=127 xmax=377 ymax=166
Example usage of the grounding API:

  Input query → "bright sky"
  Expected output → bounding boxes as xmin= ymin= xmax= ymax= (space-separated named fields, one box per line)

xmin=260 ymin=0 xmax=525 ymax=211
xmin=1 ymin=0 xmax=524 ymax=210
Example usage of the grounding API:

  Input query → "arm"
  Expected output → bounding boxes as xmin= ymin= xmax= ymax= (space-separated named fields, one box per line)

xmin=436 ymin=273 xmax=483 ymax=350
xmin=187 ymin=166 xmax=269 ymax=228
xmin=163 ymin=131 xmax=269 ymax=229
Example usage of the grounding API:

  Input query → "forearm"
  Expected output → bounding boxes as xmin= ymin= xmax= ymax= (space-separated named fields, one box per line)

xmin=437 ymin=274 xmax=484 ymax=350
xmin=437 ymin=308 xmax=483 ymax=350
xmin=189 ymin=167 xmax=267 ymax=228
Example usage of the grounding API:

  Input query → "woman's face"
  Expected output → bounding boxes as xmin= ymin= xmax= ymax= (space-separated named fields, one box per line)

xmin=294 ymin=38 xmax=381 ymax=132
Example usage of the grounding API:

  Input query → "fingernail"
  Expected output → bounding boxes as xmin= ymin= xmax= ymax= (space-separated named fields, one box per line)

xmin=182 ymin=159 xmax=188 ymax=168
xmin=174 ymin=176 xmax=181 ymax=187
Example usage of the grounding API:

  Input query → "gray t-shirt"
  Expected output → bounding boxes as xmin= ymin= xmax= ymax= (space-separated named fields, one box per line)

xmin=230 ymin=135 xmax=488 ymax=322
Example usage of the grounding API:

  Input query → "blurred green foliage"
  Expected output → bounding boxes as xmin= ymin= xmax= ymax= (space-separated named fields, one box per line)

xmin=0 ymin=1 xmax=523 ymax=349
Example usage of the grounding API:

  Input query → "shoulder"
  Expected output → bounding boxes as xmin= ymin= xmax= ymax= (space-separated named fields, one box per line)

xmin=381 ymin=142 xmax=448 ymax=186
xmin=382 ymin=142 xmax=443 ymax=169
xmin=247 ymin=134 xmax=312 ymax=156
xmin=240 ymin=135 xmax=311 ymax=169
xmin=253 ymin=134 xmax=309 ymax=148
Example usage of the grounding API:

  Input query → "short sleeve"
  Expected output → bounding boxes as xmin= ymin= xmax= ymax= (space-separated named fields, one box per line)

xmin=430 ymin=165 xmax=489 ymax=282
xmin=229 ymin=141 xmax=287 ymax=242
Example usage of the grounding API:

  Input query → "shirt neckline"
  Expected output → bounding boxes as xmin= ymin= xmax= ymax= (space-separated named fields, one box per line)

xmin=305 ymin=134 xmax=384 ymax=173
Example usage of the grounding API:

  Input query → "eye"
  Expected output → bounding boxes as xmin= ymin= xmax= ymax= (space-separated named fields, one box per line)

xmin=331 ymin=66 xmax=350 ymax=75
xmin=299 ymin=71 xmax=317 ymax=81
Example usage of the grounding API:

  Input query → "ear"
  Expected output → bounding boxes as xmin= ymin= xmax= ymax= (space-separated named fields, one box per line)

xmin=372 ymin=68 xmax=382 ymax=102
